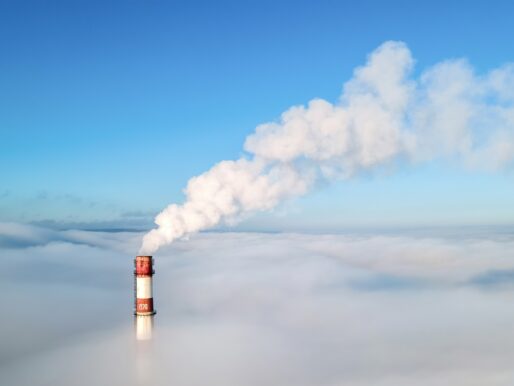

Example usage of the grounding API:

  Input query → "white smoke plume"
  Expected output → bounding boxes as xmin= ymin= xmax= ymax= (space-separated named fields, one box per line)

xmin=140 ymin=41 xmax=514 ymax=254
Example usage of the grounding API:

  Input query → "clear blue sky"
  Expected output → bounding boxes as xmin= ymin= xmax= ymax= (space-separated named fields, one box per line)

xmin=1 ymin=0 xmax=514 ymax=229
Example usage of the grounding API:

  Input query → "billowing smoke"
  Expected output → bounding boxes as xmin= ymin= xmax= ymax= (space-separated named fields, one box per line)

xmin=140 ymin=41 xmax=514 ymax=254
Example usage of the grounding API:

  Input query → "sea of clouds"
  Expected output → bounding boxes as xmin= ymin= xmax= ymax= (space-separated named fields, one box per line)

xmin=2 ymin=222 xmax=514 ymax=385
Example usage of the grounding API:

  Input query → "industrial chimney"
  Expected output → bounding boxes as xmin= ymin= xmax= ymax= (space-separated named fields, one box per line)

xmin=134 ymin=255 xmax=156 ymax=316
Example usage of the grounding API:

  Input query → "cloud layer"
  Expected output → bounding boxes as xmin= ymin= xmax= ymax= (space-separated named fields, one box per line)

xmin=3 ymin=224 xmax=514 ymax=385
xmin=141 ymin=41 xmax=514 ymax=254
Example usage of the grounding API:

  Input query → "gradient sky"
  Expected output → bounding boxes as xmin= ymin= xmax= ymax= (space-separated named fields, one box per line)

xmin=2 ymin=0 xmax=514 ymax=229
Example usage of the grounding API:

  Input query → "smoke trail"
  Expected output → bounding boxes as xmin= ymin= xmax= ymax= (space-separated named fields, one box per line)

xmin=140 ymin=41 xmax=514 ymax=254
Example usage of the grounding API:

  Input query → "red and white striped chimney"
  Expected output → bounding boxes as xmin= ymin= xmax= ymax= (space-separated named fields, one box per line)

xmin=134 ymin=255 xmax=156 ymax=316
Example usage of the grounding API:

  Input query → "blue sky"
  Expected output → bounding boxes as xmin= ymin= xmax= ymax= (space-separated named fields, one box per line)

xmin=1 ymin=0 xmax=514 ymax=229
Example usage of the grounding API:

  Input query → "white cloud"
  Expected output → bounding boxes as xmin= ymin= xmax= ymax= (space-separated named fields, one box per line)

xmin=3 ymin=226 xmax=514 ymax=385
xmin=142 ymin=41 xmax=514 ymax=254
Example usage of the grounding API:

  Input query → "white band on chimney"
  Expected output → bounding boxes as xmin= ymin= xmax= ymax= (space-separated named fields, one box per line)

xmin=136 ymin=277 xmax=153 ymax=299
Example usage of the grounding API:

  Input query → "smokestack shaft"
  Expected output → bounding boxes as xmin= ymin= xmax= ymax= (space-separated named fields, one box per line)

xmin=134 ymin=256 xmax=156 ymax=315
